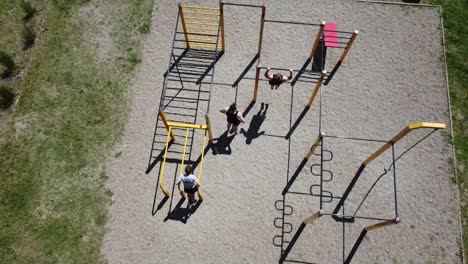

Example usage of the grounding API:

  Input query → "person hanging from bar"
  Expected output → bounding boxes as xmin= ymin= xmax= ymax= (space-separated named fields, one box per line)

xmin=220 ymin=102 xmax=246 ymax=134
xmin=264 ymin=67 xmax=293 ymax=90
xmin=176 ymin=165 xmax=201 ymax=206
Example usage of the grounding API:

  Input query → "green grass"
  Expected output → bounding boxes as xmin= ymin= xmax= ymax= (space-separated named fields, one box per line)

xmin=429 ymin=0 xmax=468 ymax=261
xmin=0 ymin=0 xmax=154 ymax=262
xmin=0 ymin=85 xmax=15 ymax=109
xmin=20 ymin=0 xmax=38 ymax=21
xmin=21 ymin=22 xmax=36 ymax=50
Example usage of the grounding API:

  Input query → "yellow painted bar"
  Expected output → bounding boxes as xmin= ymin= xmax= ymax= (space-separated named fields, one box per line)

xmin=409 ymin=122 xmax=446 ymax=130
xmin=189 ymin=44 xmax=222 ymax=49
xmin=187 ymin=31 xmax=218 ymax=36
xmin=308 ymin=21 xmax=325 ymax=59
xmin=159 ymin=111 xmax=175 ymax=141
xmin=364 ymin=220 xmax=396 ymax=231
xmin=187 ymin=26 xmax=218 ymax=31
xmin=306 ymin=71 xmax=327 ymax=107
xmin=220 ymin=2 xmax=225 ymax=51
xmin=179 ymin=128 xmax=190 ymax=176
xmin=303 ymin=211 xmax=321 ymax=224
xmin=305 ymin=135 xmax=322 ymax=160
xmin=257 ymin=5 xmax=266 ymax=54
xmin=159 ymin=127 xmax=172 ymax=197
xmin=338 ymin=30 xmax=358 ymax=63
xmin=253 ymin=67 xmax=260 ymax=102
xmin=183 ymin=11 xmax=220 ymax=16
xmin=179 ymin=5 xmax=190 ymax=48
xmin=205 ymin=114 xmax=214 ymax=144
xmin=363 ymin=122 xmax=446 ymax=165
xmin=182 ymin=5 xmax=220 ymax=10
xmin=186 ymin=21 xmax=218 ymax=26
xmin=167 ymin=121 xmax=207 ymax=130
xmin=185 ymin=16 xmax=218 ymax=21
xmin=188 ymin=37 xmax=217 ymax=42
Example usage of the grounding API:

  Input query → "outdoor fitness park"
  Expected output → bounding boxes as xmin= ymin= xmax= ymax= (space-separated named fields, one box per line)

xmin=102 ymin=1 xmax=461 ymax=263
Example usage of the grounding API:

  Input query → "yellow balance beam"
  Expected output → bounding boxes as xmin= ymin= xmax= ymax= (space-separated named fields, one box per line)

xmin=167 ymin=121 xmax=207 ymax=130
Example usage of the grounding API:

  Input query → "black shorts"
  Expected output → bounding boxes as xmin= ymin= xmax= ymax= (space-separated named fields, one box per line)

xmin=184 ymin=186 xmax=198 ymax=194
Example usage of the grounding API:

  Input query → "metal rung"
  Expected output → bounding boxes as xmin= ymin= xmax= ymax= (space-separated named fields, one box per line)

xmin=185 ymin=16 xmax=218 ymax=21
xmin=186 ymin=31 xmax=218 ymax=36
xmin=183 ymin=11 xmax=220 ymax=16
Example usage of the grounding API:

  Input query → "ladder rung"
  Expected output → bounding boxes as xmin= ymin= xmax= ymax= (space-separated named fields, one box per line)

xmin=187 ymin=26 xmax=218 ymax=31
xmin=185 ymin=16 xmax=219 ymax=21
xmin=186 ymin=21 xmax=218 ymax=26
xmin=182 ymin=5 xmax=220 ymax=10
xmin=189 ymin=37 xmax=217 ymax=42
xmin=183 ymin=11 xmax=220 ymax=16
xmin=187 ymin=31 xmax=218 ymax=36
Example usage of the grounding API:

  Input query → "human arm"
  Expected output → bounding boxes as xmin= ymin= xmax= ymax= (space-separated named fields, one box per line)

xmin=264 ymin=67 xmax=273 ymax=79
xmin=237 ymin=112 xmax=246 ymax=123
xmin=285 ymin=69 xmax=293 ymax=81
xmin=219 ymin=107 xmax=228 ymax=114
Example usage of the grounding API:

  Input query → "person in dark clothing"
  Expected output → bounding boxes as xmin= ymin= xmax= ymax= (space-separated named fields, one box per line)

xmin=264 ymin=67 xmax=294 ymax=90
xmin=220 ymin=103 xmax=246 ymax=134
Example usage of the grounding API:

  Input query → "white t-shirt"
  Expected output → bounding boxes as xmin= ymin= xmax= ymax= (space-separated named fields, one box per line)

xmin=178 ymin=174 xmax=199 ymax=189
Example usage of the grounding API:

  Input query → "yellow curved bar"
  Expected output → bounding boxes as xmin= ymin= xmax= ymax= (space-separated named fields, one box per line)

xmin=179 ymin=128 xmax=190 ymax=176
xmin=363 ymin=122 xmax=446 ymax=165
xmin=159 ymin=127 xmax=172 ymax=197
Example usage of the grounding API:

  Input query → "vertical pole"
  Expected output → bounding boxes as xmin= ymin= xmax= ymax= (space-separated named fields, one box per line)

xmin=219 ymin=2 xmax=225 ymax=51
xmin=306 ymin=70 xmax=327 ymax=108
xmin=308 ymin=21 xmax=325 ymax=60
xmin=159 ymin=111 xmax=175 ymax=141
xmin=179 ymin=4 xmax=190 ymax=49
xmin=324 ymin=30 xmax=358 ymax=85
xmin=253 ymin=67 xmax=260 ymax=103
xmin=205 ymin=114 xmax=214 ymax=144
xmin=257 ymin=5 xmax=266 ymax=55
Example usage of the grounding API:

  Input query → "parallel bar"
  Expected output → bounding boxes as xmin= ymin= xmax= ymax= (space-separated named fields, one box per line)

xmin=221 ymin=2 xmax=264 ymax=8
xmin=253 ymin=67 xmax=260 ymax=102
xmin=264 ymin=19 xmax=321 ymax=26
xmin=220 ymin=2 xmax=225 ymax=51
xmin=306 ymin=71 xmax=327 ymax=108
xmin=309 ymin=21 xmax=325 ymax=59
xmin=179 ymin=4 xmax=190 ymax=48
xmin=257 ymin=5 xmax=266 ymax=55
xmin=159 ymin=127 xmax=173 ymax=197
xmin=183 ymin=11 xmax=220 ymax=16
xmin=205 ymin=114 xmax=214 ymax=144
xmin=168 ymin=121 xmax=208 ymax=129
xmin=182 ymin=5 xmax=220 ymax=10
xmin=159 ymin=111 xmax=176 ymax=141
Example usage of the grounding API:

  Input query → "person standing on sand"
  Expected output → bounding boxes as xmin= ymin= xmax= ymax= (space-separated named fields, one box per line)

xmin=220 ymin=103 xmax=246 ymax=134
xmin=176 ymin=165 xmax=201 ymax=205
xmin=264 ymin=67 xmax=294 ymax=90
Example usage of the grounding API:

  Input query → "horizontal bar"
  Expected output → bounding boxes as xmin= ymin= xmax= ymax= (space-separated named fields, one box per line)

xmin=186 ymin=21 xmax=218 ymax=26
xmin=182 ymin=5 xmax=220 ymax=10
xmin=322 ymin=134 xmax=388 ymax=143
xmin=323 ymin=29 xmax=354 ymax=34
xmin=168 ymin=121 xmax=208 ymax=129
xmin=264 ymin=19 xmax=321 ymax=26
xmin=409 ymin=122 xmax=446 ymax=129
xmin=321 ymin=213 xmax=395 ymax=222
xmin=187 ymin=26 xmax=218 ymax=31
xmin=185 ymin=16 xmax=218 ymax=21
xmin=185 ymin=31 xmax=218 ymax=36
xmin=364 ymin=220 xmax=397 ymax=231
xmin=183 ymin=11 xmax=219 ymax=16
xmin=221 ymin=2 xmax=264 ymax=8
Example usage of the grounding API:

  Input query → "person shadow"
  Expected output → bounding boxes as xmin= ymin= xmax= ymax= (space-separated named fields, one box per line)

xmin=212 ymin=130 xmax=236 ymax=155
xmin=240 ymin=102 xmax=268 ymax=144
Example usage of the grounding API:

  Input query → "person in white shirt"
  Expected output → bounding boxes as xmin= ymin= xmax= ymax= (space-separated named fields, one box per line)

xmin=176 ymin=165 xmax=201 ymax=205
xmin=264 ymin=67 xmax=293 ymax=90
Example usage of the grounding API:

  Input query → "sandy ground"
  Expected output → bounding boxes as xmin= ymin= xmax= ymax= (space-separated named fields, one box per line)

xmin=102 ymin=0 xmax=461 ymax=263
